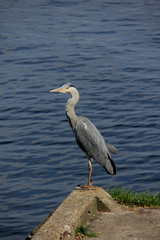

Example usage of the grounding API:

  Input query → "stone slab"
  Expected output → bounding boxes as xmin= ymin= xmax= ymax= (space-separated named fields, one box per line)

xmin=87 ymin=207 xmax=160 ymax=240
xmin=25 ymin=186 xmax=120 ymax=240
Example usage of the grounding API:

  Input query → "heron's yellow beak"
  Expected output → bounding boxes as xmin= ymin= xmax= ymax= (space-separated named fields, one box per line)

xmin=50 ymin=88 xmax=61 ymax=92
xmin=50 ymin=87 xmax=66 ymax=93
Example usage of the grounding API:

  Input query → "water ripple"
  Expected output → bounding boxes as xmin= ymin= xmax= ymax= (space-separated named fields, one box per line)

xmin=0 ymin=0 xmax=160 ymax=239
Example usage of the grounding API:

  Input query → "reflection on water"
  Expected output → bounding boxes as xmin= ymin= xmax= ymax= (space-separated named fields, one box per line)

xmin=0 ymin=0 xmax=160 ymax=239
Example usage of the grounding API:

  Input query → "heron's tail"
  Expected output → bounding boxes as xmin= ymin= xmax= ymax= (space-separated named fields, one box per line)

xmin=104 ymin=154 xmax=116 ymax=175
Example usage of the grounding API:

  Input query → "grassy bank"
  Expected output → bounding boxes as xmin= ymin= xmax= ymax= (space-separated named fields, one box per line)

xmin=106 ymin=186 xmax=160 ymax=207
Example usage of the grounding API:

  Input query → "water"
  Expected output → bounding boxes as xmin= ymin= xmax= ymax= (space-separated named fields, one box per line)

xmin=0 ymin=0 xmax=160 ymax=239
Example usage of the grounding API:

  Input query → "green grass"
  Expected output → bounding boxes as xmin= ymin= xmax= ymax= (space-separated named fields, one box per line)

xmin=106 ymin=185 xmax=160 ymax=207
xmin=75 ymin=225 xmax=99 ymax=239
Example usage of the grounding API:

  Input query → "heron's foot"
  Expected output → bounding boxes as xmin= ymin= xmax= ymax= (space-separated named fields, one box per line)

xmin=88 ymin=181 xmax=92 ymax=187
xmin=76 ymin=184 xmax=98 ymax=190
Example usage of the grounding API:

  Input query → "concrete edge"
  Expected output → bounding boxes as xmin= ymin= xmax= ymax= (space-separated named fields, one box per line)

xmin=25 ymin=186 xmax=121 ymax=240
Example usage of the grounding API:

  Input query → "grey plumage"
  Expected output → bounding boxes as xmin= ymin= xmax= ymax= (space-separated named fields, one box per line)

xmin=50 ymin=83 xmax=117 ymax=187
xmin=75 ymin=117 xmax=116 ymax=175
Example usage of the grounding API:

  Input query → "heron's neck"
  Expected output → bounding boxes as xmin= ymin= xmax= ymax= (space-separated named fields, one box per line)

xmin=65 ymin=89 xmax=79 ymax=131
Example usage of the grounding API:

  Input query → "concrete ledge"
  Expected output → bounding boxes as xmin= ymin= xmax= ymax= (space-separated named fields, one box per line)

xmin=25 ymin=186 xmax=120 ymax=240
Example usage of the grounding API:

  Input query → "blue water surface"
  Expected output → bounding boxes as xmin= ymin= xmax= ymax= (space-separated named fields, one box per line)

xmin=0 ymin=0 xmax=160 ymax=239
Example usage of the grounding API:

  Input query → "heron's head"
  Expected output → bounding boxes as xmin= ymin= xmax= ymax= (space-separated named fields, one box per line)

xmin=50 ymin=83 xmax=76 ymax=94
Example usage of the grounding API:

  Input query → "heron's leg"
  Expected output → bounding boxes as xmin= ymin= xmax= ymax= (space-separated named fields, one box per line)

xmin=88 ymin=157 xmax=92 ymax=187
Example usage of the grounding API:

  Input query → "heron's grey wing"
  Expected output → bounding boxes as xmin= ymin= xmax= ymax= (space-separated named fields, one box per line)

xmin=75 ymin=117 xmax=105 ymax=156
xmin=106 ymin=144 xmax=117 ymax=154
xmin=74 ymin=117 xmax=116 ymax=175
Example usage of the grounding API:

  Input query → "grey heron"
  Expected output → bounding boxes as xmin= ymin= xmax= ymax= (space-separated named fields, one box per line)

xmin=50 ymin=83 xmax=116 ymax=187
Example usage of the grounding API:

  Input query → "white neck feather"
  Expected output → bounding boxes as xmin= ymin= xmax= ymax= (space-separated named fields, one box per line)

xmin=65 ymin=88 xmax=79 ymax=131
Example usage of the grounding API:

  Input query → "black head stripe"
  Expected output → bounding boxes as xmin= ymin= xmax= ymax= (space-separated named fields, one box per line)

xmin=67 ymin=83 xmax=75 ymax=88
